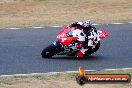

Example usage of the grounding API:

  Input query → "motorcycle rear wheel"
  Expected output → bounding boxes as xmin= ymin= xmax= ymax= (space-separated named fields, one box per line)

xmin=85 ymin=41 xmax=100 ymax=56
xmin=92 ymin=41 xmax=100 ymax=53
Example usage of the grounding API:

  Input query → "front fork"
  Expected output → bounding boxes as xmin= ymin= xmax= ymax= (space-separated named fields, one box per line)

xmin=53 ymin=41 xmax=76 ymax=55
xmin=53 ymin=41 xmax=61 ymax=47
xmin=53 ymin=41 xmax=62 ymax=54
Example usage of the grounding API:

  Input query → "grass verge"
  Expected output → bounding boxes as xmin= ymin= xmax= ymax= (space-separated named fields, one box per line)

xmin=0 ymin=70 xmax=132 ymax=88
xmin=0 ymin=0 xmax=132 ymax=28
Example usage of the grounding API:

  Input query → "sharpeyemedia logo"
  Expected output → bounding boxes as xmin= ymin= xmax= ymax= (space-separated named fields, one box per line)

xmin=76 ymin=67 xmax=131 ymax=85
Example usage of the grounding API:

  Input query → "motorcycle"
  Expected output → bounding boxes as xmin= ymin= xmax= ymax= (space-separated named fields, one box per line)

xmin=41 ymin=25 xmax=108 ymax=58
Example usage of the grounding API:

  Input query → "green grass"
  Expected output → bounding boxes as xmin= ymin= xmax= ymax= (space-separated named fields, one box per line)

xmin=0 ymin=70 xmax=131 ymax=88
xmin=1 ymin=70 xmax=131 ymax=84
xmin=86 ymin=70 xmax=132 ymax=75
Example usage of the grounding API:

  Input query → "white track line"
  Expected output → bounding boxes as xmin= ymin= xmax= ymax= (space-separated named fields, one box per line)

xmin=92 ymin=23 xmax=100 ymax=25
xmin=0 ymin=22 xmax=132 ymax=29
xmin=6 ymin=28 xmax=21 ymax=29
xmin=51 ymin=26 xmax=63 ymax=27
xmin=122 ymin=68 xmax=132 ymax=70
xmin=0 ymin=68 xmax=132 ymax=77
xmin=111 ymin=23 xmax=124 ymax=24
xmin=128 ymin=22 xmax=132 ymax=23
xmin=29 ymin=27 xmax=43 ymax=29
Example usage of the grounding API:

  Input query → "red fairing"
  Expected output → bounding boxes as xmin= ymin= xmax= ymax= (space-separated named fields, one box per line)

xmin=97 ymin=30 xmax=109 ymax=40
xmin=57 ymin=26 xmax=78 ymax=46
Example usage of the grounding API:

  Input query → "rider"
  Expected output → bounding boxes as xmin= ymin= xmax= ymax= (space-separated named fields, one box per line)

xmin=69 ymin=20 xmax=98 ymax=58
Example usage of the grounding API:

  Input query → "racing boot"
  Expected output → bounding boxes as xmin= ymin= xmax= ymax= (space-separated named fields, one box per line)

xmin=75 ymin=49 xmax=88 ymax=59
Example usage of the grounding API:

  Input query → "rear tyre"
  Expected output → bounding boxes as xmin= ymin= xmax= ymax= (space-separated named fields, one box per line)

xmin=85 ymin=41 xmax=100 ymax=56
xmin=41 ymin=44 xmax=57 ymax=58
xmin=92 ymin=41 xmax=100 ymax=53
xmin=67 ymin=51 xmax=77 ymax=56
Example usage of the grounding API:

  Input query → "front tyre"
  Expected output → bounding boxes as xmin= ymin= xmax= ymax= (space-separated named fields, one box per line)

xmin=41 ymin=44 xmax=57 ymax=58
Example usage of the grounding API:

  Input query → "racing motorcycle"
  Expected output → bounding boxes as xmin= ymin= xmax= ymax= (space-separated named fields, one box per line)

xmin=41 ymin=25 xmax=108 ymax=58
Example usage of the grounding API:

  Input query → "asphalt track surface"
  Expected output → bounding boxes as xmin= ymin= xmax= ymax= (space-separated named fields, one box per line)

xmin=0 ymin=23 xmax=132 ymax=75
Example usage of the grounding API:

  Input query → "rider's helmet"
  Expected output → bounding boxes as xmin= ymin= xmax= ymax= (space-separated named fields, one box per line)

xmin=82 ymin=20 xmax=92 ymax=33
xmin=83 ymin=20 xmax=92 ymax=28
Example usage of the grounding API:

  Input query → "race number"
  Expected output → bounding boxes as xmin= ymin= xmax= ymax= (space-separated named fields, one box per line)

xmin=61 ymin=38 xmax=66 ymax=42
xmin=58 ymin=33 xmax=64 ymax=38
xmin=58 ymin=33 xmax=66 ymax=42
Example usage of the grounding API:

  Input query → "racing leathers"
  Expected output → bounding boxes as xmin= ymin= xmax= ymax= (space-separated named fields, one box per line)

xmin=69 ymin=21 xmax=98 ymax=58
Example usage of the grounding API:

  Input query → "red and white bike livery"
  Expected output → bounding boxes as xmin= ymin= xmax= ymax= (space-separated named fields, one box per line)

xmin=41 ymin=25 xmax=108 ymax=59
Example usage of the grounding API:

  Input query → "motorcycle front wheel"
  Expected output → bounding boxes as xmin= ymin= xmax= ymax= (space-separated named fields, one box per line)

xmin=41 ymin=44 xmax=57 ymax=58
